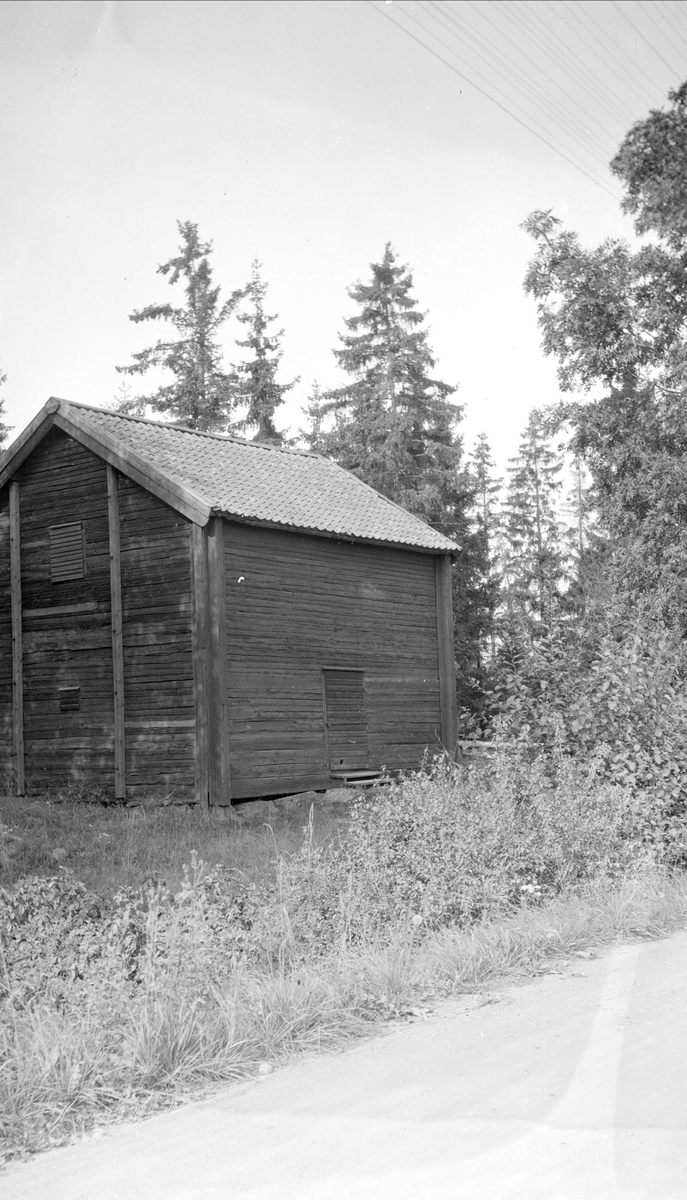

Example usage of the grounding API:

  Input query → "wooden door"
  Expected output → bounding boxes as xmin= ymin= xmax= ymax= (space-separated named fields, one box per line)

xmin=323 ymin=669 xmax=369 ymax=771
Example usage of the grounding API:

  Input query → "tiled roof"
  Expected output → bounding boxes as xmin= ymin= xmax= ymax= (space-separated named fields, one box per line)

xmin=57 ymin=403 xmax=458 ymax=552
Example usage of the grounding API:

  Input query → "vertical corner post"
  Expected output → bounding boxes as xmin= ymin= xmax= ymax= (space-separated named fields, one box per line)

xmin=207 ymin=516 xmax=231 ymax=804
xmin=191 ymin=522 xmax=211 ymax=809
xmin=9 ymin=482 xmax=25 ymax=795
xmin=107 ymin=464 xmax=126 ymax=799
xmin=435 ymin=553 xmax=458 ymax=755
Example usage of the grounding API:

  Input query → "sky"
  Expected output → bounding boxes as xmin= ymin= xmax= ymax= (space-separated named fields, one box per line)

xmin=1 ymin=0 xmax=685 ymax=470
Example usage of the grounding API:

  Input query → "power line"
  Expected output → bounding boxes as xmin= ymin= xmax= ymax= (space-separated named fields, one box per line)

xmin=610 ymin=0 xmax=682 ymax=77
xmin=520 ymin=1 xmax=640 ymax=129
xmin=369 ymin=1 xmax=624 ymax=196
xmin=366 ymin=1 xmax=687 ymax=198
xmin=638 ymin=0 xmax=685 ymax=56
xmin=452 ymin=0 xmax=620 ymax=160
xmin=652 ymin=0 xmax=687 ymax=45
xmin=422 ymin=0 xmax=613 ymax=166
xmin=366 ymin=1 xmax=620 ymax=198
xmin=565 ymin=0 xmax=665 ymax=103
xmin=651 ymin=1 xmax=686 ymax=47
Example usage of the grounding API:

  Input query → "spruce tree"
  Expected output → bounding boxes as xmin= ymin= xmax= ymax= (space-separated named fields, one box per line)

xmin=469 ymin=434 xmax=502 ymax=660
xmin=111 ymin=377 xmax=134 ymax=412
xmin=0 ymin=366 xmax=10 ymax=449
xmin=311 ymin=243 xmax=465 ymax=539
xmin=306 ymin=244 xmax=490 ymax=714
xmin=470 ymin=434 xmax=502 ymax=564
xmin=116 ymin=221 xmax=245 ymax=432
xmin=300 ymin=381 xmax=327 ymax=452
xmin=501 ymin=410 xmax=567 ymax=630
xmin=557 ymin=454 xmax=603 ymax=615
xmin=232 ymin=262 xmax=297 ymax=443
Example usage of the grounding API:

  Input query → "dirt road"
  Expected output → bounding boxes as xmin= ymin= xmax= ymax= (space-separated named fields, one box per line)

xmin=5 ymin=929 xmax=687 ymax=1199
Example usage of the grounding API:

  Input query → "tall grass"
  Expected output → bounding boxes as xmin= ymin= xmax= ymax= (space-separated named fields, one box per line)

xmin=2 ymin=754 xmax=686 ymax=1161
xmin=0 ymin=789 xmax=343 ymax=895
xmin=3 ymin=865 xmax=685 ymax=1161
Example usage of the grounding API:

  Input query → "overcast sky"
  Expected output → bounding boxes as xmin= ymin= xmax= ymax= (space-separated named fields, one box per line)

xmin=1 ymin=1 xmax=685 ymax=468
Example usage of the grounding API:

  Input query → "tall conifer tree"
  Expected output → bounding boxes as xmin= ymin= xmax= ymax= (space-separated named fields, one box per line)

xmin=306 ymin=244 xmax=489 ymax=712
xmin=232 ymin=262 xmax=297 ymax=443
xmin=0 ymin=366 xmax=10 ymax=448
xmin=501 ymin=410 xmax=567 ymax=629
xmin=311 ymin=243 xmax=465 ymax=539
xmin=300 ymin=381 xmax=327 ymax=452
xmin=116 ymin=221 xmax=245 ymax=431
xmin=469 ymin=433 xmax=502 ymax=660
xmin=470 ymin=434 xmax=502 ymax=565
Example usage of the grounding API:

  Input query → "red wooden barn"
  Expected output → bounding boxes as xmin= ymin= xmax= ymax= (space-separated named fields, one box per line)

xmin=0 ymin=399 xmax=458 ymax=805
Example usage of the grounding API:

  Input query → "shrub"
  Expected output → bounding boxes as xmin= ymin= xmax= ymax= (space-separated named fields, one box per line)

xmin=270 ymin=752 xmax=645 ymax=954
xmin=2 ymin=763 xmax=685 ymax=1159
xmin=0 ymin=857 xmax=268 ymax=1016
xmin=494 ymin=609 xmax=687 ymax=845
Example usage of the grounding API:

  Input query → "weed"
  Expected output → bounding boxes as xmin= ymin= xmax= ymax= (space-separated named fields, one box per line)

xmin=1 ymin=763 xmax=686 ymax=1162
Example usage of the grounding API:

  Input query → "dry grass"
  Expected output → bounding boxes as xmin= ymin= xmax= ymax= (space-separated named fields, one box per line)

xmin=3 ymin=862 xmax=686 ymax=1163
xmin=2 ymin=767 xmax=687 ymax=1165
xmin=0 ymin=789 xmax=349 ymax=895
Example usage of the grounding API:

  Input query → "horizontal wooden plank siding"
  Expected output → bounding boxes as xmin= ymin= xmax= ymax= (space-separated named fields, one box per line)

xmin=224 ymin=522 xmax=442 ymax=797
xmin=323 ymin=669 xmax=369 ymax=770
xmin=0 ymin=490 xmax=12 ymax=786
xmin=118 ymin=475 xmax=195 ymax=800
xmin=0 ymin=429 xmax=196 ymax=800
xmin=9 ymin=429 xmax=115 ymax=788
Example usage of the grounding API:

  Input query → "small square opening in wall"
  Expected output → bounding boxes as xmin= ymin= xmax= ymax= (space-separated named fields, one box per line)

xmin=59 ymin=687 xmax=81 ymax=713
xmin=49 ymin=522 xmax=86 ymax=582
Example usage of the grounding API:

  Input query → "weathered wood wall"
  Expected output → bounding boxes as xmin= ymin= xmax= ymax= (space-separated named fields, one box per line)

xmin=223 ymin=521 xmax=442 ymax=798
xmin=0 ymin=430 xmax=196 ymax=798
xmin=1 ymin=425 xmax=451 ymax=803
xmin=0 ymin=491 xmax=12 ymax=785
xmin=118 ymin=475 xmax=195 ymax=800
xmin=8 ymin=430 xmax=114 ymax=788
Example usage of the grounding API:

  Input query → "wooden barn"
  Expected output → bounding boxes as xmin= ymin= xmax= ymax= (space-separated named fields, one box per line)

xmin=0 ymin=399 xmax=458 ymax=805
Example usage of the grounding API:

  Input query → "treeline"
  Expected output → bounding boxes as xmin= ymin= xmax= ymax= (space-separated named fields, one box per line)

xmin=100 ymin=212 xmax=621 ymax=722
xmin=4 ymin=81 xmax=687 ymax=792
xmin=490 ymin=79 xmax=687 ymax=821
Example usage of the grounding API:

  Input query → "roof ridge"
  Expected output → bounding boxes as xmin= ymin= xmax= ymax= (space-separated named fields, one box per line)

xmin=58 ymin=399 xmax=322 ymax=460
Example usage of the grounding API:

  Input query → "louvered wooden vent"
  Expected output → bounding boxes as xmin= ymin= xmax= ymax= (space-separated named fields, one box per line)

xmin=49 ymin=523 xmax=86 ymax=582
xmin=59 ymin=687 xmax=81 ymax=712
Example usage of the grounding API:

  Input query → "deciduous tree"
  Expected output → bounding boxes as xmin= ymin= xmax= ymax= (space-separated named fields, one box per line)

xmin=522 ymin=81 xmax=687 ymax=622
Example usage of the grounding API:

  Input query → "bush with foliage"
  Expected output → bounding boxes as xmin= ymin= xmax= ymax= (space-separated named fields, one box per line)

xmin=2 ymin=755 xmax=684 ymax=1159
xmin=493 ymin=604 xmax=687 ymax=857
xmin=0 ymin=857 xmax=268 ymax=1016
xmin=271 ymin=753 xmax=648 ymax=955
xmin=2 ymin=750 xmax=660 ymax=1011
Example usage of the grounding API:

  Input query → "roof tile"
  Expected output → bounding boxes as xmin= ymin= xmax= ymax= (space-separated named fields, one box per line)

xmin=63 ymin=403 xmax=459 ymax=552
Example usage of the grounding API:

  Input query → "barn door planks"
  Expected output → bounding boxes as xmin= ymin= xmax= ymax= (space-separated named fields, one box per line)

xmin=323 ymin=669 xmax=369 ymax=771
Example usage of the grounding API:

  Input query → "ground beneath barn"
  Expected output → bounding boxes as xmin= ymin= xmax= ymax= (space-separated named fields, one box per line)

xmin=4 ymin=928 xmax=687 ymax=1200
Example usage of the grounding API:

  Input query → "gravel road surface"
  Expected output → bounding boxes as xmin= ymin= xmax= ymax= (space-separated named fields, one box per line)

xmin=4 ymin=929 xmax=687 ymax=1199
